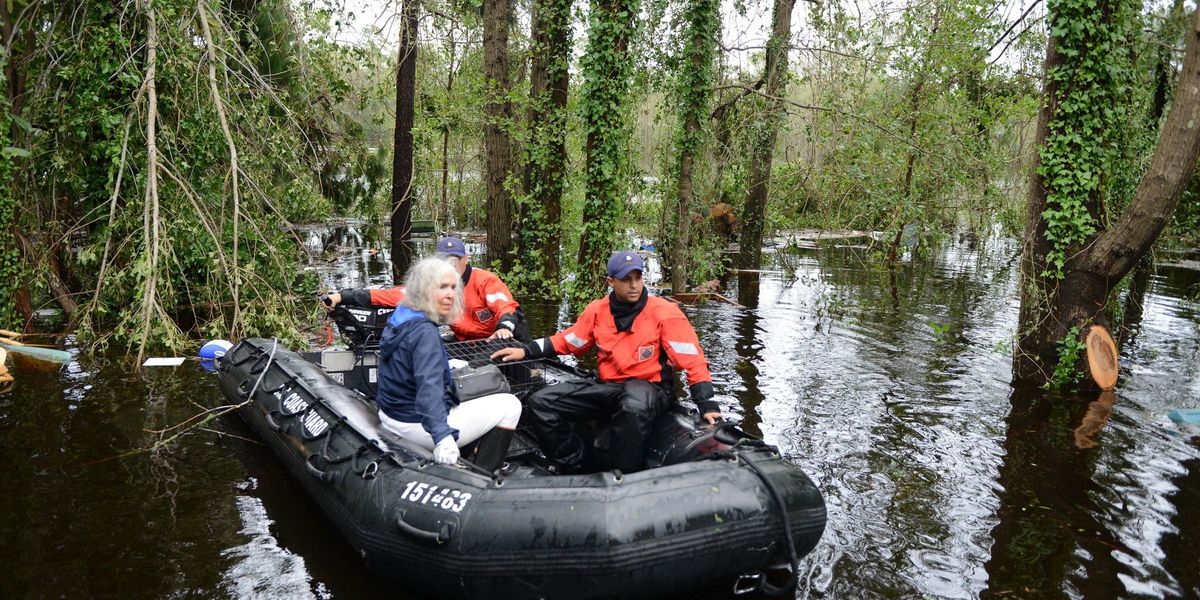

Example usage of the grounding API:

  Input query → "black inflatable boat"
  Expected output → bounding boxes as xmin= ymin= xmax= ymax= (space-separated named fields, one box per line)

xmin=216 ymin=336 xmax=826 ymax=599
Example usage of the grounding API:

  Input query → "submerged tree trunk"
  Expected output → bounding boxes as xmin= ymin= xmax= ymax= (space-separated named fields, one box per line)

xmin=519 ymin=0 xmax=572 ymax=298
xmin=888 ymin=74 xmax=927 ymax=269
xmin=737 ymin=0 xmax=794 ymax=270
xmin=1015 ymin=7 xmax=1200 ymax=386
xmin=483 ymin=0 xmax=514 ymax=271
xmin=390 ymin=0 xmax=419 ymax=282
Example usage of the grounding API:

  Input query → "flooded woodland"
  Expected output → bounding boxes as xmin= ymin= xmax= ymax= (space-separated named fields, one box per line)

xmin=1 ymin=224 xmax=1197 ymax=599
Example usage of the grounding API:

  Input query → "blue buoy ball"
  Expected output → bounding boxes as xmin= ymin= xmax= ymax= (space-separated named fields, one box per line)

xmin=199 ymin=339 xmax=233 ymax=359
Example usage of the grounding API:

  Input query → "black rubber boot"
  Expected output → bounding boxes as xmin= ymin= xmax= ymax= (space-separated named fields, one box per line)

xmin=473 ymin=428 xmax=515 ymax=473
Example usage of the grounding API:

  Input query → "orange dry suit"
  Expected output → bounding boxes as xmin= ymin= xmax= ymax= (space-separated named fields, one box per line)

xmin=520 ymin=290 xmax=717 ymax=472
xmin=336 ymin=265 xmax=527 ymax=342
xmin=525 ymin=292 xmax=717 ymax=414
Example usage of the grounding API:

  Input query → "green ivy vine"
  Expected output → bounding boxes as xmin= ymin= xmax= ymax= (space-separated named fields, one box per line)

xmin=1037 ymin=0 xmax=1137 ymax=277
xmin=1049 ymin=325 xmax=1085 ymax=389
xmin=512 ymin=0 xmax=574 ymax=300
xmin=572 ymin=0 xmax=641 ymax=305
xmin=673 ymin=0 xmax=719 ymax=164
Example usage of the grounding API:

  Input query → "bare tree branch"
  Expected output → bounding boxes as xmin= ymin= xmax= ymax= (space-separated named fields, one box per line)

xmin=136 ymin=0 xmax=161 ymax=365
xmin=197 ymin=0 xmax=243 ymax=338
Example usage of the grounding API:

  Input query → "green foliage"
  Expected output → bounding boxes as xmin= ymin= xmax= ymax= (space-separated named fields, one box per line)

xmin=7 ymin=0 xmax=380 ymax=350
xmin=1036 ymin=0 xmax=1138 ymax=277
xmin=929 ymin=320 xmax=953 ymax=344
xmin=1170 ymin=179 xmax=1200 ymax=246
xmin=793 ymin=0 xmax=1040 ymax=241
xmin=672 ymin=0 xmax=719 ymax=162
xmin=1049 ymin=325 xmax=1086 ymax=389
xmin=401 ymin=8 xmax=490 ymax=230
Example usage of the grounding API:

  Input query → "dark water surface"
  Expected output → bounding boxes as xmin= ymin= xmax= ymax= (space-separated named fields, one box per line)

xmin=2 ymin=225 xmax=1198 ymax=599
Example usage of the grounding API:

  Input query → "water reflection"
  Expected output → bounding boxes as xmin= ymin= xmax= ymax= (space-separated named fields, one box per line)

xmin=1 ymin=228 xmax=1198 ymax=599
xmin=982 ymin=388 xmax=1129 ymax=598
xmin=222 ymin=492 xmax=325 ymax=599
xmin=733 ymin=272 xmax=765 ymax=437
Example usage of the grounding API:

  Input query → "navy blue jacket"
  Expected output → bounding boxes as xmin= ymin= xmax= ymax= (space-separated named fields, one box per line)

xmin=376 ymin=306 xmax=458 ymax=444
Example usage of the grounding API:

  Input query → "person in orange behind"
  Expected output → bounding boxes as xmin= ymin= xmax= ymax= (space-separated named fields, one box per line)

xmin=491 ymin=251 xmax=720 ymax=474
xmin=322 ymin=236 xmax=530 ymax=342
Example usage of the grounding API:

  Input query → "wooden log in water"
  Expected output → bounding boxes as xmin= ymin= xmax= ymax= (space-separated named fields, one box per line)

xmin=671 ymin=292 xmax=746 ymax=308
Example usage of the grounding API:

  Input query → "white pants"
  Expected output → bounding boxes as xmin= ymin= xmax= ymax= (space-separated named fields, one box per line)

xmin=378 ymin=393 xmax=522 ymax=449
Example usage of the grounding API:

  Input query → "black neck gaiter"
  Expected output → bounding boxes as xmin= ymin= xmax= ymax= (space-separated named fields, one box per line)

xmin=609 ymin=288 xmax=648 ymax=332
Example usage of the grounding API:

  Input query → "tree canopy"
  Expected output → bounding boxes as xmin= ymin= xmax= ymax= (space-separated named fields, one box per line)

xmin=2 ymin=0 xmax=1196 ymax=390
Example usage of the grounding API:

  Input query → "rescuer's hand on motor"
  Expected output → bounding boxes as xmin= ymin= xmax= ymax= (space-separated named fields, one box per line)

xmin=320 ymin=292 xmax=342 ymax=311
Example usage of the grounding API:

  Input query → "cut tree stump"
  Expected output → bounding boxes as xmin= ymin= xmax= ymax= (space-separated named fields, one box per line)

xmin=1085 ymin=325 xmax=1119 ymax=390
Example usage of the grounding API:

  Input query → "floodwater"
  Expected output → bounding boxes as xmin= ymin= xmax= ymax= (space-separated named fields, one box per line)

xmin=1 ymin=223 xmax=1198 ymax=599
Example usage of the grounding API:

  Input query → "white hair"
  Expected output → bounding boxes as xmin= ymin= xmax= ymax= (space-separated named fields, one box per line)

xmin=401 ymin=257 xmax=464 ymax=325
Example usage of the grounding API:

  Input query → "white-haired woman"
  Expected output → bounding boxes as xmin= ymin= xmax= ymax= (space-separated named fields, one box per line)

xmin=375 ymin=257 xmax=522 ymax=471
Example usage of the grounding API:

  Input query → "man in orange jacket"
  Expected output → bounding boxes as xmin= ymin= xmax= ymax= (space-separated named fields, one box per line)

xmin=491 ymin=251 xmax=720 ymax=473
xmin=322 ymin=236 xmax=530 ymax=342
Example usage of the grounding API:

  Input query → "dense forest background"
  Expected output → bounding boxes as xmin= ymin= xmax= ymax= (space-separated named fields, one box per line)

xmin=2 ymin=0 xmax=1198 ymax=381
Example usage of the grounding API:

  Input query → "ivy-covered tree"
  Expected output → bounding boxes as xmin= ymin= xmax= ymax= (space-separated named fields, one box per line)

xmin=575 ymin=0 xmax=640 ymax=303
xmin=1015 ymin=4 xmax=1200 ymax=387
xmin=667 ymin=0 xmax=719 ymax=292
xmin=515 ymin=0 xmax=573 ymax=300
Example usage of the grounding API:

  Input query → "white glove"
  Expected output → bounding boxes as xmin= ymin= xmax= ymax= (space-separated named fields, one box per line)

xmin=447 ymin=358 xmax=469 ymax=370
xmin=433 ymin=436 xmax=460 ymax=465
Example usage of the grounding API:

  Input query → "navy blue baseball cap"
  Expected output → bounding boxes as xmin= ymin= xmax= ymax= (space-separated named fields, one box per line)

xmin=607 ymin=251 xmax=645 ymax=279
xmin=436 ymin=236 xmax=467 ymax=257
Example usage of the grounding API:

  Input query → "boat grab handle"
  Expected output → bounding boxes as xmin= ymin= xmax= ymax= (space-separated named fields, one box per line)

xmin=396 ymin=510 xmax=453 ymax=544
xmin=732 ymin=573 xmax=761 ymax=595
xmin=304 ymin=454 xmax=337 ymax=483
xmin=756 ymin=564 xmax=797 ymax=597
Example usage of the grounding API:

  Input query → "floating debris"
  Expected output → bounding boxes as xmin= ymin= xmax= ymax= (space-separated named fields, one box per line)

xmin=0 ymin=347 xmax=12 ymax=392
xmin=672 ymin=292 xmax=745 ymax=308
